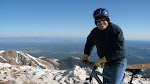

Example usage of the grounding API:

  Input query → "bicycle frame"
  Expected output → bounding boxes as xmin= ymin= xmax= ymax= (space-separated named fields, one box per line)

xmin=85 ymin=66 xmax=111 ymax=84
xmin=84 ymin=61 xmax=142 ymax=84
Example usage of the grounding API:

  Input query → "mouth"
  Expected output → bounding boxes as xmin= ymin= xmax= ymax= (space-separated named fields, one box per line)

xmin=98 ymin=23 xmax=105 ymax=26
xmin=97 ymin=23 xmax=107 ymax=30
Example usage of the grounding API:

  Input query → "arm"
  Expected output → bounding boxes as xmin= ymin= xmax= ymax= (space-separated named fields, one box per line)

xmin=105 ymin=27 xmax=125 ymax=62
xmin=81 ymin=29 xmax=95 ymax=64
xmin=84 ymin=29 xmax=95 ymax=56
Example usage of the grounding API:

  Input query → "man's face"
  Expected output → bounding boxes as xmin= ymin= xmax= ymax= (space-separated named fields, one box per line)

xmin=96 ymin=18 xmax=108 ymax=30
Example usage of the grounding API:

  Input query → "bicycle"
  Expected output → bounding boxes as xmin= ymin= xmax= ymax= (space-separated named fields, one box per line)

xmin=83 ymin=61 xmax=142 ymax=84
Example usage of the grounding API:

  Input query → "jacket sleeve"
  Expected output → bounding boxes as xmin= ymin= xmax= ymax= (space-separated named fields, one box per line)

xmin=84 ymin=29 xmax=95 ymax=56
xmin=105 ymin=27 xmax=125 ymax=62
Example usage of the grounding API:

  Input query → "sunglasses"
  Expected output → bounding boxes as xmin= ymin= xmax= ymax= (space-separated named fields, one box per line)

xmin=96 ymin=18 xmax=107 ymax=23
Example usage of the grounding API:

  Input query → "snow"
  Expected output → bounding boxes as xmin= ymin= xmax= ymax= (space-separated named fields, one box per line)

xmin=18 ymin=51 xmax=28 ymax=59
xmin=26 ymin=54 xmax=46 ymax=68
xmin=38 ymin=56 xmax=45 ymax=59
xmin=51 ymin=59 xmax=59 ymax=62
xmin=16 ymin=51 xmax=46 ymax=68
xmin=0 ymin=56 xmax=8 ymax=62
xmin=16 ymin=54 xmax=18 ymax=64
xmin=0 ymin=63 xmax=150 ymax=84
xmin=0 ymin=63 xmax=11 ymax=68
xmin=140 ymin=67 xmax=150 ymax=78
xmin=0 ymin=50 xmax=5 ymax=53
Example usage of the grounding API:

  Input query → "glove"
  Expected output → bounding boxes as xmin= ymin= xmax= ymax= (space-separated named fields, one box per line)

xmin=94 ymin=56 xmax=108 ymax=67
xmin=81 ymin=54 xmax=89 ymax=64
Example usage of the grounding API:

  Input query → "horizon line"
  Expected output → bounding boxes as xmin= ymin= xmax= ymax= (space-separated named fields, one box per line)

xmin=0 ymin=36 xmax=150 ymax=41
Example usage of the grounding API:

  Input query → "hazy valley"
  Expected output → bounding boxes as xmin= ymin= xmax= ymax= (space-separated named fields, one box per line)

xmin=0 ymin=37 xmax=150 ymax=65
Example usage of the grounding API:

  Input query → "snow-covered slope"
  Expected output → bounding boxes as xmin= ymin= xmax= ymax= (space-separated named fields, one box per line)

xmin=0 ymin=50 xmax=150 ymax=84
xmin=0 ymin=62 xmax=150 ymax=84
xmin=0 ymin=50 xmax=59 ymax=69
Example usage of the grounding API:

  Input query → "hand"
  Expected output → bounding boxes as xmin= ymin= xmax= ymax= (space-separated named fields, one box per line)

xmin=94 ymin=56 xmax=108 ymax=67
xmin=81 ymin=54 xmax=89 ymax=64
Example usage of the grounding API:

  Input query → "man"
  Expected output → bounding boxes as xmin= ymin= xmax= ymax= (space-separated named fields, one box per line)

xmin=81 ymin=8 xmax=127 ymax=84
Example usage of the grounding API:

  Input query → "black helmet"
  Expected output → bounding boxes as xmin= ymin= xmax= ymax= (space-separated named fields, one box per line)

xmin=93 ymin=8 xmax=109 ymax=19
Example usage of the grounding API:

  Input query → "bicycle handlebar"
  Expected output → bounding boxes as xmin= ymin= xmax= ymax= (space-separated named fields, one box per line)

xmin=83 ymin=61 xmax=100 ymax=70
xmin=83 ymin=61 xmax=95 ymax=66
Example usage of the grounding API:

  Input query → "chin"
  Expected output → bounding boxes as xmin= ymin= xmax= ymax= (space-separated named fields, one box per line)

xmin=98 ymin=26 xmax=106 ymax=30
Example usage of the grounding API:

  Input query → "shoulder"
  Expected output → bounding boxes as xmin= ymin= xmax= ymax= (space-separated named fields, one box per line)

xmin=109 ymin=22 xmax=122 ymax=33
xmin=91 ymin=27 xmax=99 ymax=33
xmin=87 ymin=27 xmax=99 ymax=38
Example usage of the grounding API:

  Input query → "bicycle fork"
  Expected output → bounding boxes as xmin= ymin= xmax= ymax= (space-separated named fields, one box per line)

xmin=84 ymin=67 xmax=103 ymax=84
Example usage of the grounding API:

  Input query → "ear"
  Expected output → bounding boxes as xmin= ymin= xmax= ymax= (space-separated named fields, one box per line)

xmin=106 ymin=18 xmax=110 ymax=22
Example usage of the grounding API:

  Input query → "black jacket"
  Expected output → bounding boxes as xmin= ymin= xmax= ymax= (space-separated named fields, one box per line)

xmin=84 ymin=22 xmax=126 ymax=63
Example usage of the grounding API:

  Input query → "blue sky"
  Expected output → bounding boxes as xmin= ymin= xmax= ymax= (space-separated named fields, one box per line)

xmin=0 ymin=0 xmax=150 ymax=41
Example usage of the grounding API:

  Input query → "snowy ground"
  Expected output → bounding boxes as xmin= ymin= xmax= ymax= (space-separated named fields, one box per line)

xmin=0 ymin=63 xmax=150 ymax=84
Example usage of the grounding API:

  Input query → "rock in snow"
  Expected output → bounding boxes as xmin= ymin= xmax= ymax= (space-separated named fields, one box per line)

xmin=140 ymin=67 xmax=150 ymax=78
